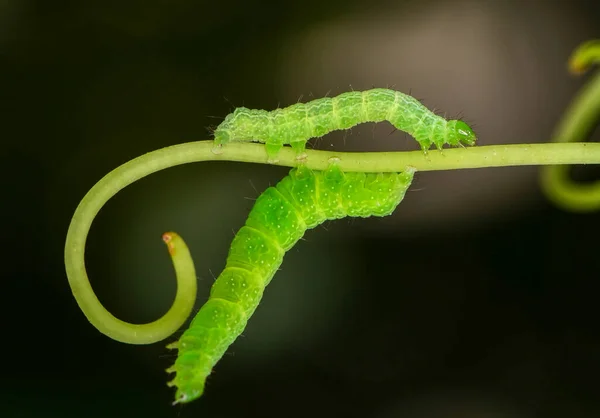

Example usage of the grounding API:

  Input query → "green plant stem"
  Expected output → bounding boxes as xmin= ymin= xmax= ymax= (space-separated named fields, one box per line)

xmin=65 ymin=140 xmax=600 ymax=344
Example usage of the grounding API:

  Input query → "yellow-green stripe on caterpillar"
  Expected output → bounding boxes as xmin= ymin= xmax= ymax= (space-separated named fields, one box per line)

xmin=213 ymin=88 xmax=477 ymax=160
xmin=165 ymin=164 xmax=415 ymax=404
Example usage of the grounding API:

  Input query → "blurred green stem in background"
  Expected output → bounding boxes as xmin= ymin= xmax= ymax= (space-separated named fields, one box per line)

xmin=65 ymin=40 xmax=600 ymax=346
xmin=541 ymin=39 xmax=600 ymax=212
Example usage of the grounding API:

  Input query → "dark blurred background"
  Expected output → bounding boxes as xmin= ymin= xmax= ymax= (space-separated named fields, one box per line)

xmin=3 ymin=0 xmax=600 ymax=417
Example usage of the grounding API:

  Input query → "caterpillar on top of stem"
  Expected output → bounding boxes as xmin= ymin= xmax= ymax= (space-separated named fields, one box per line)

xmin=212 ymin=88 xmax=477 ymax=160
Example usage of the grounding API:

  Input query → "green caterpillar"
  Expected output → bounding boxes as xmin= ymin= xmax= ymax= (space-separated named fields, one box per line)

xmin=213 ymin=88 xmax=477 ymax=160
xmin=165 ymin=164 xmax=415 ymax=404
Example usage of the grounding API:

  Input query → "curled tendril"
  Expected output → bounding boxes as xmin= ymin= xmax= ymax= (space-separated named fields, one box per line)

xmin=540 ymin=40 xmax=600 ymax=212
xmin=66 ymin=223 xmax=198 ymax=344
xmin=64 ymin=150 xmax=199 ymax=345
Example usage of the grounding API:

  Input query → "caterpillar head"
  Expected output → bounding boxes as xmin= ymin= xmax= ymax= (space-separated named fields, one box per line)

xmin=448 ymin=120 xmax=476 ymax=146
xmin=213 ymin=113 xmax=234 ymax=146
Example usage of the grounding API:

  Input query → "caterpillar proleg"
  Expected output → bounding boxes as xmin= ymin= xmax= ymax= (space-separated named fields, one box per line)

xmin=213 ymin=88 xmax=476 ymax=160
xmin=166 ymin=164 xmax=415 ymax=404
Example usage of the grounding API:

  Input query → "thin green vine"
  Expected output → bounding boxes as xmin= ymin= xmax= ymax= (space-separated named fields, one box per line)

xmin=540 ymin=39 xmax=600 ymax=211
xmin=65 ymin=40 xmax=600 ymax=347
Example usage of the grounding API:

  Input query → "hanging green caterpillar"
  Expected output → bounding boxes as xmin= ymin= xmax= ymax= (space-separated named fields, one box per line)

xmin=165 ymin=163 xmax=415 ymax=404
xmin=213 ymin=88 xmax=477 ymax=159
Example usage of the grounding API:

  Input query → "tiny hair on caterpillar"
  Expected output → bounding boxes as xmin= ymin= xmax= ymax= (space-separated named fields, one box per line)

xmin=165 ymin=163 xmax=415 ymax=404
xmin=212 ymin=88 xmax=477 ymax=160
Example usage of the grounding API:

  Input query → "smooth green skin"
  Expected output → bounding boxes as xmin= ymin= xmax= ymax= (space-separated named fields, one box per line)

xmin=540 ymin=39 xmax=600 ymax=211
xmin=165 ymin=165 xmax=414 ymax=404
xmin=213 ymin=88 xmax=477 ymax=159
xmin=63 ymin=41 xmax=600 ymax=405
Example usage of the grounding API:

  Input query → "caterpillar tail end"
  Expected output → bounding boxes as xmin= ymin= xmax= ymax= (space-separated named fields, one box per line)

xmin=211 ymin=143 xmax=224 ymax=155
xmin=211 ymin=130 xmax=228 ymax=155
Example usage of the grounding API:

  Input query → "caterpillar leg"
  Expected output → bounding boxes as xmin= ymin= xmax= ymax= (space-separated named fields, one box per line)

xmin=265 ymin=142 xmax=283 ymax=163
xmin=211 ymin=143 xmax=224 ymax=155
xmin=418 ymin=140 xmax=432 ymax=156
xmin=290 ymin=140 xmax=308 ymax=162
